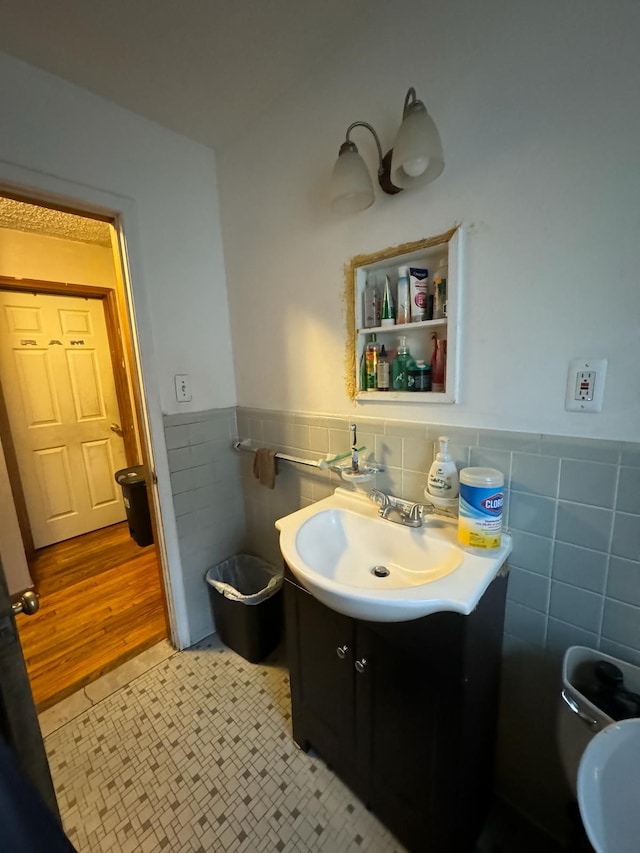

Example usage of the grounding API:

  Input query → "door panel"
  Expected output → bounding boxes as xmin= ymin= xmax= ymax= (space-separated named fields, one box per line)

xmin=14 ymin=349 xmax=60 ymax=425
xmin=34 ymin=446 xmax=75 ymax=520
xmin=67 ymin=348 xmax=104 ymax=420
xmin=59 ymin=307 xmax=91 ymax=335
xmin=0 ymin=292 xmax=127 ymax=547
xmin=82 ymin=439 xmax=121 ymax=507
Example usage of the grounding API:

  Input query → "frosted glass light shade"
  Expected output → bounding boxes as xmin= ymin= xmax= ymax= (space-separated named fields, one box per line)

xmin=330 ymin=145 xmax=375 ymax=213
xmin=390 ymin=101 xmax=444 ymax=190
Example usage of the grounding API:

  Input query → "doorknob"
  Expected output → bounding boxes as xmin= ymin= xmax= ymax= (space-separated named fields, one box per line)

xmin=110 ymin=423 xmax=124 ymax=437
xmin=336 ymin=645 xmax=349 ymax=660
xmin=355 ymin=658 xmax=367 ymax=673
xmin=12 ymin=590 xmax=39 ymax=616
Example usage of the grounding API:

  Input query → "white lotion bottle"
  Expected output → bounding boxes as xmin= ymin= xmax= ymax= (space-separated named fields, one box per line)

xmin=427 ymin=436 xmax=459 ymax=499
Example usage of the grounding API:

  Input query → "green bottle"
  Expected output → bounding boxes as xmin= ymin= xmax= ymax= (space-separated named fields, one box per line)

xmin=380 ymin=275 xmax=396 ymax=327
xmin=392 ymin=336 xmax=415 ymax=391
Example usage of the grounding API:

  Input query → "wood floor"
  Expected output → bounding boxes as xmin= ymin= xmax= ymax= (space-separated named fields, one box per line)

xmin=16 ymin=522 xmax=168 ymax=712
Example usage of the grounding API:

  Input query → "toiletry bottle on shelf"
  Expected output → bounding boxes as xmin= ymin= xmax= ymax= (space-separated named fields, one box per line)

xmin=360 ymin=333 xmax=372 ymax=390
xmin=365 ymin=334 xmax=380 ymax=391
xmin=396 ymin=266 xmax=410 ymax=324
xmin=433 ymin=258 xmax=448 ymax=319
xmin=376 ymin=345 xmax=390 ymax=391
xmin=364 ymin=274 xmax=379 ymax=328
xmin=409 ymin=267 xmax=429 ymax=321
xmin=410 ymin=360 xmax=431 ymax=391
xmin=381 ymin=275 xmax=396 ymax=327
xmin=427 ymin=436 xmax=459 ymax=499
xmin=431 ymin=334 xmax=445 ymax=392
xmin=392 ymin=336 xmax=415 ymax=391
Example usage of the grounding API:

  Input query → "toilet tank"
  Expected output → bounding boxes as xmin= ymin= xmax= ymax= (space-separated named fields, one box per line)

xmin=558 ymin=645 xmax=640 ymax=795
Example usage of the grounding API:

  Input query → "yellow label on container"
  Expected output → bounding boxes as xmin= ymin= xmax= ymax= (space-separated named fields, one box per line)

xmin=458 ymin=519 xmax=501 ymax=550
xmin=458 ymin=482 xmax=503 ymax=550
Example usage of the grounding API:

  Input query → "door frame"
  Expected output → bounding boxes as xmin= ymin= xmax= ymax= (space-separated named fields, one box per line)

xmin=0 ymin=276 xmax=139 ymax=559
xmin=0 ymin=166 xmax=182 ymax=648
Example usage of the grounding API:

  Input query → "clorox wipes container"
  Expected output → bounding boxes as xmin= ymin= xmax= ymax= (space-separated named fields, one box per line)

xmin=458 ymin=467 xmax=504 ymax=551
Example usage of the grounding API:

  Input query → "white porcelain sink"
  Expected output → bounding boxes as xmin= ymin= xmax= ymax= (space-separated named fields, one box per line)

xmin=275 ymin=487 xmax=512 ymax=622
xmin=577 ymin=717 xmax=640 ymax=853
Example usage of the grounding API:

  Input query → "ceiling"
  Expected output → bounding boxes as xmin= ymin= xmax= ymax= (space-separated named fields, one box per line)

xmin=0 ymin=0 xmax=366 ymax=151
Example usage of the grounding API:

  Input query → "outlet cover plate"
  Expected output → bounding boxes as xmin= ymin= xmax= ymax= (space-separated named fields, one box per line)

xmin=565 ymin=358 xmax=607 ymax=412
xmin=174 ymin=373 xmax=192 ymax=402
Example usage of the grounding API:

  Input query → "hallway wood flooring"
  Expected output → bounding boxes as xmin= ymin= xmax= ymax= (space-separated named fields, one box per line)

xmin=16 ymin=522 xmax=168 ymax=712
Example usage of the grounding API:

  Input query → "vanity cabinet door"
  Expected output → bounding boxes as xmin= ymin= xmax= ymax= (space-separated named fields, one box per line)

xmin=360 ymin=574 xmax=508 ymax=853
xmin=284 ymin=580 xmax=358 ymax=784
xmin=356 ymin=614 xmax=466 ymax=852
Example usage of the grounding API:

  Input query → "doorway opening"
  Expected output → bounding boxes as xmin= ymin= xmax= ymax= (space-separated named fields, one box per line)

xmin=0 ymin=193 xmax=170 ymax=711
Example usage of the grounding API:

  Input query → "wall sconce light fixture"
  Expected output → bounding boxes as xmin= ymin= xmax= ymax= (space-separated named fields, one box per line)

xmin=330 ymin=87 xmax=444 ymax=214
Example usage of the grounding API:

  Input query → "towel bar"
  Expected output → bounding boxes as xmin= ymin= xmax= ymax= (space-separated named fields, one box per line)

xmin=232 ymin=440 xmax=327 ymax=470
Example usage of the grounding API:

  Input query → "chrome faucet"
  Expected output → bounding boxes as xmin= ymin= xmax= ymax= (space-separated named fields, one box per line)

xmin=368 ymin=489 xmax=433 ymax=528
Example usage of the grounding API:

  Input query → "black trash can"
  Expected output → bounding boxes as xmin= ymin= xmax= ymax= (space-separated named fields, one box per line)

xmin=206 ymin=555 xmax=283 ymax=663
xmin=114 ymin=465 xmax=154 ymax=547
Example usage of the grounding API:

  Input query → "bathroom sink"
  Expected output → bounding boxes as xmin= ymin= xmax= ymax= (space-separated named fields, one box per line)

xmin=275 ymin=487 xmax=511 ymax=622
xmin=577 ymin=717 xmax=640 ymax=853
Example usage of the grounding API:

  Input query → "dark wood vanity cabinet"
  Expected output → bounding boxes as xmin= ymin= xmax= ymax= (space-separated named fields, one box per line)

xmin=284 ymin=571 xmax=508 ymax=853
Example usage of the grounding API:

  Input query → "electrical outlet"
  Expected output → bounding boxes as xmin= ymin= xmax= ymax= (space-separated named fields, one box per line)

xmin=575 ymin=371 xmax=596 ymax=401
xmin=174 ymin=374 xmax=192 ymax=402
xmin=565 ymin=359 xmax=606 ymax=412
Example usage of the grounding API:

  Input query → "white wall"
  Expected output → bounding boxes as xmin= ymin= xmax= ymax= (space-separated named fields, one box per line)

xmin=0 ymin=228 xmax=117 ymax=286
xmin=219 ymin=0 xmax=640 ymax=442
xmin=0 ymin=50 xmax=237 ymax=645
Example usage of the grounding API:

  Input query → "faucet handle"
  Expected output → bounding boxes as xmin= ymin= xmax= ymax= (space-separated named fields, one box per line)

xmin=408 ymin=502 xmax=436 ymax=523
xmin=408 ymin=503 xmax=422 ymax=522
xmin=368 ymin=489 xmax=390 ymax=510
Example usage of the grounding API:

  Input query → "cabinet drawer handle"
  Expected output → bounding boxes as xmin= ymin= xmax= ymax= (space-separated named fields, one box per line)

xmin=336 ymin=645 xmax=349 ymax=660
xmin=355 ymin=658 xmax=367 ymax=673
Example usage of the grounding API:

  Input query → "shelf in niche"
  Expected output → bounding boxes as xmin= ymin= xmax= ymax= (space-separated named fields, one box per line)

xmin=358 ymin=318 xmax=447 ymax=335
xmin=356 ymin=390 xmax=452 ymax=403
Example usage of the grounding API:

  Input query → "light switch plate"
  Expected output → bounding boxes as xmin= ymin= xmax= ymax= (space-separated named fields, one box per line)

xmin=565 ymin=359 xmax=607 ymax=412
xmin=174 ymin=374 xmax=192 ymax=402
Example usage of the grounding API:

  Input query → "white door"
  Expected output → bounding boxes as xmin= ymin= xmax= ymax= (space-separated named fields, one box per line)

xmin=0 ymin=291 xmax=127 ymax=548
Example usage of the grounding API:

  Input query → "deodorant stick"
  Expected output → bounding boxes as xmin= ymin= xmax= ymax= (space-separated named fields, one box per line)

xmin=458 ymin=467 xmax=504 ymax=551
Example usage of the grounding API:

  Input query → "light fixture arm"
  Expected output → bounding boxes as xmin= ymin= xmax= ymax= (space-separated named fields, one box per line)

xmin=344 ymin=121 xmax=384 ymax=171
xmin=402 ymin=87 xmax=419 ymax=117
xmin=342 ymin=121 xmax=401 ymax=196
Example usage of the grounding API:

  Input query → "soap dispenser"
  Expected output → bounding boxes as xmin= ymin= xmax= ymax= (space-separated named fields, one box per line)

xmin=392 ymin=336 xmax=415 ymax=391
xmin=427 ymin=436 xmax=459 ymax=498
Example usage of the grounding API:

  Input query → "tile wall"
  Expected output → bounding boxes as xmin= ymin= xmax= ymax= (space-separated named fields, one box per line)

xmin=234 ymin=405 xmax=640 ymax=841
xmin=163 ymin=407 xmax=247 ymax=642
xmin=236 ymin=407 xmax=640 ymax=663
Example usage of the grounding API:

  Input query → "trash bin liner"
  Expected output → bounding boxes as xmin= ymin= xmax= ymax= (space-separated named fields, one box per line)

xmin=114 ymin=465 xmax=154 ymax=547
xmin=206 ymin=555 xmax=283 ymax=663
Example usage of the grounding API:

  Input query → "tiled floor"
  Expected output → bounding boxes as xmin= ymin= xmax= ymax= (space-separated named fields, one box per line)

xmin=44 ymin=636 xmax=404 ymax=852
xmin=43 ymin=637 xmax=566 ymax=853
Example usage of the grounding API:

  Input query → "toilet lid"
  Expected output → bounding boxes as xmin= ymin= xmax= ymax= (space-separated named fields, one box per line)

xmin=577 ymin=718 xmax=640 ymax=853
